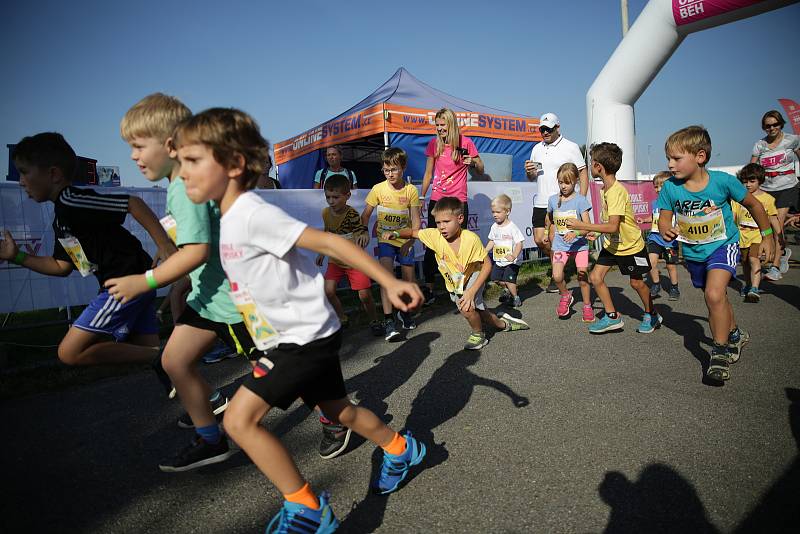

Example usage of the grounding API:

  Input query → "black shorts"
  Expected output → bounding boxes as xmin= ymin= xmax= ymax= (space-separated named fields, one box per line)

xmin=646 ymin=241 xmax=679 ymax=265
xmin=596 ymin=247 xmax=650 ymax=278
xmin=491 ymin=263 xmax=520 ymax=283
xmin=532 ymin=207 xmax=548 ymax=228
xmin=767 ymin=184 xmax=798 ymax=210
xmin=176 ymin=305 xmax=257 ymax=360
xmin=242 ymin=330 xmax=347 ymax=410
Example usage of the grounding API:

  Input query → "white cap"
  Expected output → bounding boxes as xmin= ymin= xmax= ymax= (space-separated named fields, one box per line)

xmin=539 ymin=113 xmax=559 ymax=129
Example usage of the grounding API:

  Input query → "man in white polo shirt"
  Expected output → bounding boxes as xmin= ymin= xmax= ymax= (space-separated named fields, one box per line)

xmin=525 ymin=113 xmax=588 ymax=292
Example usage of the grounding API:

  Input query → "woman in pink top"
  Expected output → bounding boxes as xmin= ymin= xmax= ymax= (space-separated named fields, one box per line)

xmin=420 ymin=108 xmax=484 ymax=301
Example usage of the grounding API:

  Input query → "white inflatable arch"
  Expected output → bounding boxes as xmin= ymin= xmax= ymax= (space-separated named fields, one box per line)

xmin=586 ymin=0 xmax=798 ymax=180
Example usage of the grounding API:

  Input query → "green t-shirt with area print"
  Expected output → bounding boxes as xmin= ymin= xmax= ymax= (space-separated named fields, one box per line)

xmin=166 ymin=178 xmax=241 ymax=324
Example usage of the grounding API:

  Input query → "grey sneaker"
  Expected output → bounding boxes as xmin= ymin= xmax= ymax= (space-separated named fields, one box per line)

xmin=668 ymin=286 xmax=680 ymax=301
xmin=464 ymin=332 xmax=489 ymax=350
xmin=500 ymin=313 xmax=530 ymax=332
xmin=650 ymin=283 xmax=661 ymax=298
xmin=384 ymin=319 xmax=401 ymax=341
xmin=546 ymin=280 xmax=559 ymax=293
xmin=511 ymin=296 xmax=522 ymax=308
xmin=779 ymin=248 xmax=792 ymax=274
xmin=764 ymin=265 xmax=782 ymax=281
xmin=319 ymin=423 xmax=352 ymax=459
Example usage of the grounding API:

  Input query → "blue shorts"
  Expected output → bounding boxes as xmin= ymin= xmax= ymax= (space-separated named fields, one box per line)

xmin=73 ymin=290 xmax=158 ymax=341
xmin=377 ymin=242 xmax=416 ymax=266
xmin=685 ymin=243 xmax=740 ymax=289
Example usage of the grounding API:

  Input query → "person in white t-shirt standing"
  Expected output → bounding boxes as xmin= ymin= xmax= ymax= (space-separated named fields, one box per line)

xmin=525 ymin=113 xmax=588 ymax=292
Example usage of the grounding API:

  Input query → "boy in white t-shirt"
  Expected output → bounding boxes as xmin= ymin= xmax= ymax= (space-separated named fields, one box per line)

xmin=174 ymin=108 xmax=426 ymax=532
xmin=485 ymin=194 xmax=525 ymax=307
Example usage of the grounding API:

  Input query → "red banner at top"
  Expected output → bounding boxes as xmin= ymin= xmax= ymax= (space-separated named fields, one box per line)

xmin=672 ymin=0 xmax=764 ymax=26
xmin=778 ymin=98 xmax=800 ymax=135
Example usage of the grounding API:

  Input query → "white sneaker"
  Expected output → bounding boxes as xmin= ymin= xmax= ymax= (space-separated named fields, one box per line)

xmin=764 ymin=265 xmax=782 ymax=281
xmin=779 ymin=248 xmax=792 ymax=274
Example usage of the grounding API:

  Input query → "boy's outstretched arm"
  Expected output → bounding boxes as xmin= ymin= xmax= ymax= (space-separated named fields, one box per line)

xmin=741 ymin=193 xmax=775 ymax=262
xmin=128 ymin=196 xmax=178 ymax=265
xmin=0 ymin=230 xmax=72 ymax=276
xmin=567 ymin=215 xmax=620 ymax=234
xmin=297 ymin=227 xmax=422 ymax=311
xmin=381 ymin=228 xmax=420 ymax=241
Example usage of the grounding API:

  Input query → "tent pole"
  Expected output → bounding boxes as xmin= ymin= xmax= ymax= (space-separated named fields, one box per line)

xmin=383 ymin=131 xmax=389 ymax=150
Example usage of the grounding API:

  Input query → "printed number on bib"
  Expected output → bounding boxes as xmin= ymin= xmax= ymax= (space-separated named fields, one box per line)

xmin=230 ymin=286 xmax=280 ymax=351
xmin=376 ymin=206 xmax=409 ymax=232
xmin=553 ymin=210 xmax=577 ymax=235
xmin=738 ymin=209 xmax=759 ymax=229
xmin=438 ymin=258 xmax=466 ymax=296
xmin=493 ymin=244 xmax=511 ymax=262
xmin=160 ymin=214 xmax=178 ymax=243
xmin=58 ymin=236 xmax=96 ymax=277
xmin=676 ymin=209 xmax=726 ymax=245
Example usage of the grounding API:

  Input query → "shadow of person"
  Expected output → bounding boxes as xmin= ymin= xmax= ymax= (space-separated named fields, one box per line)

xmin=338 ymin=348 xmax=529 ymax=533
xmin=599 ymin=464 xmax=720 ymax=534
xmin=758 ymin=279 xmax=800 ymax=312
xmin=734 ymin=387 xmax=800 ymax=532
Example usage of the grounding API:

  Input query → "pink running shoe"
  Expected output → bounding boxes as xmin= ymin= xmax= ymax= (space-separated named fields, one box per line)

xmin=557 ymin=293 xmax=574 ymax=317
xmin=582 ymin=304 xmax=595 ymax=323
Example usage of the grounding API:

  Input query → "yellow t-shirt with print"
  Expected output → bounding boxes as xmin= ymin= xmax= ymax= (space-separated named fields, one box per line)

xmin=417 ymin=228 xmax=486 ymax=295
xmin=322 ymin=205 xmax=368 ymax=268
xmin=365 ymin=180 xmax=420 ymax=247
xmin=601 ymin=181 xmax=644 ymax=256
xmin=732 ymin=191 xmax=777 ymax=249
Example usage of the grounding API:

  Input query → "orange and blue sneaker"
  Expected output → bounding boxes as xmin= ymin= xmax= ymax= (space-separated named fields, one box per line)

xmin=372 ymin=431 xmax=426 ymax=494
xmin=266 ymin=491 xmax=338 ymax=534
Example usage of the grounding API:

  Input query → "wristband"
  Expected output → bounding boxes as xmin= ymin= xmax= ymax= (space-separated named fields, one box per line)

xmin=145 ymin=269 xmax=158 ymax=290
xmin=13 ymin=250 xmax=27 ymax=265
xmin=760 ymin=228 xmax=773 ymax=237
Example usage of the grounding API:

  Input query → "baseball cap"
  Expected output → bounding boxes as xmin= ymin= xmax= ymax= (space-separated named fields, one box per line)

xmin=539 ymin=113 xmax=559 ymax=129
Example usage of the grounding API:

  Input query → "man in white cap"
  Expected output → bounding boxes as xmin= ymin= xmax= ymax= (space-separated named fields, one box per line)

xmin=525 ymin=113 xmax=588 ymax=292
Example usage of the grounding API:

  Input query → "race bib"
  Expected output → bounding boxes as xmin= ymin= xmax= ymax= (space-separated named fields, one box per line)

xmin=738 ymin=209 xmax=758 ymax=228
xmin=553 ymin=210 xmax=577 ymax=235
xmin=58 ymin=236 xmax=96 ymax=277
xmin=676 ymin=209 xmax=726 ymax=245
xmin=376 ymin=206 xmax=409 ymax=233
xmin=230 ymin=285 xmax=280 ymax=351
xmin=438 ymin=258 xmax=466 ymax=295
xmin=492 ymin=244 xmax=511 ymax=262
xmin=160 ymin=214 xmax=178 ymax=243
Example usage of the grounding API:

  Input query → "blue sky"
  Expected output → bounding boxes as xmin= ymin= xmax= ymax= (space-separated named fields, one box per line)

xmin=1 ymin=0 xmax=798 ymax=187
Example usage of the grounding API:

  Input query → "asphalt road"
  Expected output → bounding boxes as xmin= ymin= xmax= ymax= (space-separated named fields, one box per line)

xmin=3 ymin=246 xmax=799 ymax=533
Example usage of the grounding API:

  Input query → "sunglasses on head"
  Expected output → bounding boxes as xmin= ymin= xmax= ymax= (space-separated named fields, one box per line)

xmin=763 ymin=122 xmax=782 ymax=130
xmin=539 ymin=125 xmax=556 ymax=134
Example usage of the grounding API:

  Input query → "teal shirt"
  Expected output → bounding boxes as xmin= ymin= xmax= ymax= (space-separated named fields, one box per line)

xmin=167 ymin=178 xmax=241 ymax=324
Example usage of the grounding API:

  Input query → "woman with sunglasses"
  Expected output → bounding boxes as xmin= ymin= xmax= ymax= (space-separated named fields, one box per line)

xmin=750 ymin=110 xmax=800 ymax=279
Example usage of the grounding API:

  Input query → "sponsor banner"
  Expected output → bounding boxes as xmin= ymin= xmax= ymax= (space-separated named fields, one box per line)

xmin=384 ymin=104 xmax=542 ymax=143
xmin=672 ymin=0 xmax=765 ymax=26
xmin=0 ymin=182 xmax=539 ymax=312
xmin=589 ymin=180 xmax=658 ymax=231
xmin=778 ymin=98 xmax=800 ymax=135
xmin=274 ymin=103 xmax=385 ymax=165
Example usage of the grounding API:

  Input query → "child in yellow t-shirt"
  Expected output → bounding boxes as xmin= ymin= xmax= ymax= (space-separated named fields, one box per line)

xmin=566 ymin=143 xmax=660 ymax=334
xmin=732 ymin=163 xmax=781 ymax=302
xmin=385 ymin=196 xmax=529 ymax=350
xmin=362 ymin=148 xmax=421 ymax=341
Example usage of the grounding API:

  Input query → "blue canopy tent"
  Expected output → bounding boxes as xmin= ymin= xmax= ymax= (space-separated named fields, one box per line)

xmin=274 ymin=68 xmax=541 ymax=189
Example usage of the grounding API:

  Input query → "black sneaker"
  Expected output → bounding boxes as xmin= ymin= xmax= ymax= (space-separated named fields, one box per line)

xmin=177 ymin=393 xmax=229 ymax=429
xmin=546 ymin=280 xmax=559 ymax=293
xmin=396 ymin=310 xmax=417 ymax=330
xmin=319 ymin=423 xmax=353 ymax=459
xmin=370 ymin=320 xmax=384 ymax=336
xmin=422 ymin=286 xmax=436 ymax=306
xmin=384 ymin=319 xmax=401 ymax=341
xmin=158 ymin=435 xmax=236 ymax=472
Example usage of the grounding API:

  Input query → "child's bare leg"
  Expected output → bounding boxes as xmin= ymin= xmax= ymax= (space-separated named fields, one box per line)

xmin=378 ymin=257 xmax=395 ymax=315
xmin=552 ymin=261 xmax=567 ymax=294
xmin=162 ymin=325 xmax=218 ymax=429
xmin=630 ymin=276 xmax=653 ymax=313
xmin=648 ymin=253 xmax=661 ymax=286
xmin=478 ymin=309 xmax=507 ymax=330
xmin=506 ymin=281 xmax=518 ymax=297
xmin=324 ymin=280 xmax=346 ymax=319
xmin=224 ymin=388 xmax=306 ymax=495
xmin=57 ymin=327 xmax=158 ymax=366
xmin=400 ymin=264 xmax=415 ymax=283
xmin=577 ymin=269 xmax=591 ymax=304
xmin=461 ymin=308 xmax=484 ymax=332
xmin=358 ymin=288 xmax=377 ymax=321
xmin=704 ymin=269 xmax=735 ymax=345
xmin=748 ymin=244 xmax=762 ymax=289
xmin=317 ymin=398 xmax=395 ymax=447
xmin=170 ymin=276 xmax=191 ymax=324
xmin=665 ymin=263 xmax=679 ymax=286
xmin=741 ymin=247 xmax=752 ymax=286
xmin=589 ymin=264 xmax=615 ymax=314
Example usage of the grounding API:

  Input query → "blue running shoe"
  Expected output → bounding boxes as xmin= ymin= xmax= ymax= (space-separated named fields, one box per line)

xmin=636 ymin=312 xmax=663 ymax=334
xmin=588 ymin=313 xmax=624 ymax=334
xmin=266 ymin=491 xmax=338 ymax=534
xmin=373 ymin=431 xmax=426 ymax=494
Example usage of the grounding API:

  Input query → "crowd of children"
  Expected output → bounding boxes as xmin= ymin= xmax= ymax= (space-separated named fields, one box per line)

xmin=1 ymin=98 xmax=793 ymax=531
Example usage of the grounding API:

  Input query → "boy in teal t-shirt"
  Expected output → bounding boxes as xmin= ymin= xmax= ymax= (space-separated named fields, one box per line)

xmin=655 ymin=126 xmax=774 ymax=383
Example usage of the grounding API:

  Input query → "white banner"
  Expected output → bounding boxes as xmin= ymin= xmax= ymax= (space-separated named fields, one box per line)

xmin=0 ymin=182 xmax=539 ymax=313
